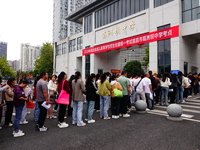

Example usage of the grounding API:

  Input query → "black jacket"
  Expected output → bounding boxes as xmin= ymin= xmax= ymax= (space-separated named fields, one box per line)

xmin=86 ymin=81 xmax=97 ymax=101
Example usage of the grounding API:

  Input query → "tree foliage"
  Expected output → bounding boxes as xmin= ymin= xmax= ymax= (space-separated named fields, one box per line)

xmin=123 ymin=60 xmax=144 ymax=75
xmin=142 ymin=47 xmax=149 ymax=67
xmin=0 ymin=57 xmax=15 ymax=78
xmin=34 ymin=42 xmax=54 ymax=76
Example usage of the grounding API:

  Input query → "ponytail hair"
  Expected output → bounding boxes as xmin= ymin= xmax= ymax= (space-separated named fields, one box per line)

xmin=74 ymin=71 xmax=81 ymax=83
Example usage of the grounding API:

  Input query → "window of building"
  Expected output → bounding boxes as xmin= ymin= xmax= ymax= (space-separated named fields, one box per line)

xmin=95 ymin=0 xmax=149 ymax=28
xmin=62 ymin=42 xmax=67 ymax=54
xmin=56 ymin=44 xmax=62 ymax=55
xmin=154 ymin=0 xmax=173 ymax=7
xmin=182 ymin=0 xmax=200 ymax=23
xmin=84 ymin=14 xmax=93 ymax=34
xmin=77 ymin=36 xmax=83 ymax=50
xmin=69 ymin=39 xmax=76 ymax=52
xmin=157 ymin=24 xmax=171 ymax=74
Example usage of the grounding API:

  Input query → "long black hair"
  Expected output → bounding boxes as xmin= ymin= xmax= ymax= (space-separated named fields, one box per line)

xmin=100 ymin=73 xmax=106 ymax=84
xmin=74 ymin=71 xmax=81 ymax=83
xmin=7 ymin=78 xmax=16 ymax=86
xmin=58 ymin=72 xmax=66 ymax=83
xmin=34 ymin=76 xmax=40 ymax=87
xmin=162 ymin=73 xmax=168 ymax=82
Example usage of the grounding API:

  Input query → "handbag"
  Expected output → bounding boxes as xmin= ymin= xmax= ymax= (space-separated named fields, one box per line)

xmin=56 ymin=80 xmax=70 ymax=105
xmin=113 ymin=89 xmax=123 ymax=98
xmin=168 ymin=86 xmax=173 ymax=92
xmin=26 ymin=100 xmax=35 ymax=109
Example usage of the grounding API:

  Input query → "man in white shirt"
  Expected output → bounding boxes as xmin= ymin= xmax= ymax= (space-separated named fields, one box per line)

xmin=143 ymin=73 xmax=153 ymax=110
xmin=134 ymin=74 xmax=146 ymax=101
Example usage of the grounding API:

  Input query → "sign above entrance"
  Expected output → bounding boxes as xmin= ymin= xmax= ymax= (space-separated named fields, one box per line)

xmin=111 ymin=69 xmax=121 ymax=74
xmin=82 ymin=26 xmax=179 ymax=56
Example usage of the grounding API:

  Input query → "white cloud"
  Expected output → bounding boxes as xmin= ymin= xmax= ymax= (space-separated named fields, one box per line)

xmin=0 ymin=0 xmax=53 ymax=60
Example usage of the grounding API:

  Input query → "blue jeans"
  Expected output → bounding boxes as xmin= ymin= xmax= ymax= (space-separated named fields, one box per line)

xmin=176 ymin=86 xmax=184 ymax=103
xmin=161 ymin=87 xmax=169 ymax=105
xmin=34 ymin=102 xmax=40 ymax=121
xmin=130 ymin=91 xmax=136 ymax=104
xmin=72 ymin=101 xmax=84 ymax=124
xmin=100 ymin=96 xmax=110 ymax=118
xmin=86 ymin=101 xmax=95 ymax=120
xmin=20 ymin=103 xmax=27 ymax=122
xmin=14 ymin=106 xmax=24 ymax=132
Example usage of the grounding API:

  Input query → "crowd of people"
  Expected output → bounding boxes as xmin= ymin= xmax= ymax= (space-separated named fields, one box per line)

xmin=0 ymin=70 xmax=199 ymax=137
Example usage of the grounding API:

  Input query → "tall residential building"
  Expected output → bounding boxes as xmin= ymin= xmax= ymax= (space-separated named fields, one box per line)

xmin=0 ymin=41 xmax=7 ymax=59
xmin=8 ymin=60 xmax=20 ymax=71
xmin=20 ymin=43 xmax=41 ymax=72
xmin=53 ymin=0 xmax=92 ymax=43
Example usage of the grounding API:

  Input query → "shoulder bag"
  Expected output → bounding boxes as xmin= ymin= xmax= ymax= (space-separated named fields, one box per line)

xmin=56 ymin=80 xmax=70 ymax=105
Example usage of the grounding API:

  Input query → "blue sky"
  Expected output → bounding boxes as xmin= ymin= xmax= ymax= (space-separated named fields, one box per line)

xmin=0 ymin=0 xmax=53 ymax=60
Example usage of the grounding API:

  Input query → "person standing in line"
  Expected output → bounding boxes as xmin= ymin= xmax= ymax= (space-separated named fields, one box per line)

xmin=57 ymin=72 xmax=71 ymax=128
xmin=169 ymin=74 xmax=178 ymax=104
xmin=110 ymin=75 xmax=122 ymax=119
xmin=13 ymin=79 xmax=29 ymax=137
xmin=148 ymin=71 xmax=156 ymax=109
xmin=98 ymin=73 xmax=111 ymax=119
xmin=134 ymin=73 xmax=146 ymax=101
xmin=47 ymin=75 xmax=57 ymax=119
xmin=72 ymin=71 xmax=86 ymax=126
xmin=176 ymin=71 xmax=185 ymax=103
xmin=36 ymin=71 xmax=49 ymax=132
xmin=143 ymin=73 xmax=153 ymax=110
xmin=20 ymin=84 xmax=32 ymax=125
xmin=4 ymin=78 xmax=15 ymax=127
xmin=130 ymin=74 xmax=137 ymax=106
xmin=117 ymin=71 xmax=131 ymax=118
xmin=0 ymin=77 xmax=9 ymax=130
xmin=33 ymin=76 xmax=40 ymax=121
xmin=68 ymin=75 xmax=75 ymax=117
xmin=153 ymin=73 xmax=161 ymax=105
xmin=94 ymin=74 xmax=101 ymax=112
xmin=85 ymin=73 xmax=97 ymax=123
xmin=160 ymin=73 xmax=171 ymax=105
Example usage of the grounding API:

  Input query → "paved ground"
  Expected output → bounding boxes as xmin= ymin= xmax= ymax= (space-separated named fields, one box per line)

xmin=0 ymin=96 xmax=200 ymax=150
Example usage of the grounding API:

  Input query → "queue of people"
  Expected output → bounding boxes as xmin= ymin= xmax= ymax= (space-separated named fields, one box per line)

xmin=0 ymin=70 xmax=200 ymax=137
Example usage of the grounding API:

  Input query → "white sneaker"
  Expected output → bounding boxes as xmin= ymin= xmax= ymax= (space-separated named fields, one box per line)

xmin=123 ymin=114 xmax=130 ymax=118
xmin=12 ymin=113 xmax=16 ymax=116
xmin=96 ymin=110 xmax=100 ymax=112
xmin=85 ymin=119 xmax=88 ymax=122
xmin=112 ymin=115 xmax=116 ymax=119
xmin=0 ymin=126 xmax=2 ymax=130
xmin=53 ymin=109 xmax=57 ymax=113
xmin=13 ymin=131 xmax=25 ymax=137
xmin=20 ymin=120 xmax=28 ymax=125
xmin=146 ymin=108 xmax=150 ymax=111
xmin=39 ymin=126 xmax=48 ymax=132
xmin=87 ymin=120 xmax=95 ymax=124
xmin=77 ymin=123 xmax=86 ymax=127
xmin=115 ymin=115 xmax=119 ymax=119
xmin=13 ymin=130 xmax=24 ymax=135
xmin=8 ymin=123 xmax=13 ymax=127
xmin=58 ymin=122 xmax=69 ymax=128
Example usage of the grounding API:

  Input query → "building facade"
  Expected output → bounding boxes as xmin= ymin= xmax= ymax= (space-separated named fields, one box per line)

xmin=20 ymin=43 xmax=41 ymax=72
xmin=0 ymin=41 xmax=7 ymax=59
xmin=54 ymin=0 xmax=200 ymax=78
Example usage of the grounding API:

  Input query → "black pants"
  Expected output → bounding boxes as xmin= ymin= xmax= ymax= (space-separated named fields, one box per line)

xmin=111 ymin=97 xmax=120 ymax=115
xmin=194 ymin=84 xmax=199 ymax=94
xmin=169 ymin=87 xmax=177 ymax=103
xmin=67 ymin=98 xmax=73 ymax=116
xmin=5 ymin=101 xmax=14 ymax=125
xmin=58 ymin=104 xmax=66 ymax=123
xmin=155 ymin=88 xmax=160 ymax=104
xmin=94 ymin=94 xmax=100 ymax=110
xmin=120 ymin=95 xmax=129 ymax=114
xmin=37 ymin=102 xmax=47 ymax=128
xmin=54 ymin=103 xmax=58 ymax=110
xmin=184 ymin=88 xmax=189 ymax=99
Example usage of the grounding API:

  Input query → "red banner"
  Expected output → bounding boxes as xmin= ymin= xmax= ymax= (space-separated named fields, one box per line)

xmin=82 ymin=25 xmax=179 ymax=55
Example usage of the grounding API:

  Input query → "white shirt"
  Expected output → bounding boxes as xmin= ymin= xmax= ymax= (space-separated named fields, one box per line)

xmin=134 ymin=78 xmax=146 ymax=92
xmin=142 ymin=77 xmax=152 ymax=93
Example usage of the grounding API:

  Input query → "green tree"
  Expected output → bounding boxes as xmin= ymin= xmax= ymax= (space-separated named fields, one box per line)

xmin=142 ymin=47 xmax=149 ymax=68
xmin=0 ymin=57 xmax=15 ymax=78
xmin=123 ymin=60 xmax=144 ymax=75
xmin=34 ymin=42 xmax=54 ymax=75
